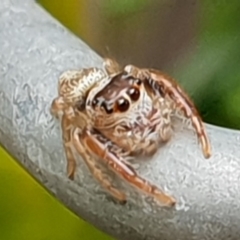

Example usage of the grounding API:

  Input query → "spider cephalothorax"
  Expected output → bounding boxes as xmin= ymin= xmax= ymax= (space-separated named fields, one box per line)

xmin=51 ymin=58 xmax=211 ymax=207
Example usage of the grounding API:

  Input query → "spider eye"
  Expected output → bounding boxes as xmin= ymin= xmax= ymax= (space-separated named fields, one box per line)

xmin=127 ymin=87 xmax=140 ymax=101
xmin=135 ymin=78 xmax=142 ymax=85
xmin=116 ymin=98 xmax=129 ymax=112
xmin=92 ymin=98 xmax=98 ymax=107
xmin=75 ymin=100 xmax=85 ymax=111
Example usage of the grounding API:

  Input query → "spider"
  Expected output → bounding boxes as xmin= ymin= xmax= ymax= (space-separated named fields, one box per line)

xmin=50 ymin=58 xmax=211 ymax=207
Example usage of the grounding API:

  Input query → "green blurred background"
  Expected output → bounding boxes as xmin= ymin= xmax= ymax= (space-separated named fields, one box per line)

xmin=1 ymin=0 xmax=240 ymax=239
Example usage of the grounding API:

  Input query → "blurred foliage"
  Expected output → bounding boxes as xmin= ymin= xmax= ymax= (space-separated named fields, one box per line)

xmin=102 ymin=0 xmax=147 ymax=17
xmin=2 ymin=0 xmax=240 ymax=239
xmin=0 ymin=147 xmax=113 ymax=240
xmin=39 ymin=0 xmax=82 ymax=35
xmin=176 ymin=0 xmax=240 ymax=129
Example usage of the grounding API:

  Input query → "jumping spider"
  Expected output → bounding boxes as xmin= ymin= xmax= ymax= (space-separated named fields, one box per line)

xmin=51 ymin=58 xmax=211 ymax=207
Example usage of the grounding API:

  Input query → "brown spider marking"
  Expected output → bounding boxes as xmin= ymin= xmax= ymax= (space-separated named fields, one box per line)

xmin=50 ymin=58 xmax=211 ymax=207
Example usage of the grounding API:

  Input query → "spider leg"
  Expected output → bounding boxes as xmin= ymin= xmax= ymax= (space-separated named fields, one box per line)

xmin=61 ymin=114 xmax=77 ymax=179
xmin=50 ymin=96 xmax=66 ymax=119
xmin=149 ymin=69 xmax=211 ymax=159
xmin=62 ymin=114 xmax=125 ymax=202
xmin=78 ymin=128 xmax=176 ymax=207
xmin=71 ymin=128 xmax=127 ymax=203
xmin=103 ymin=58 xmax=122 ymax=75
xmin=51 ymin=96 xmax=78 ymax=179
xmin=124 ymin=65 xmax=211 ymax=159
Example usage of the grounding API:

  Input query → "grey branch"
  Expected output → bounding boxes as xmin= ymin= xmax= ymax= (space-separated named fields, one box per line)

xmin=1 ymin=0 xmax=240 ymax=239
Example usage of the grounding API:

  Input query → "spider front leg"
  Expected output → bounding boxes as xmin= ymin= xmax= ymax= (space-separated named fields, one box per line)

xmin=78 ymin=128 xmax=176 ymax=207
xmin=124 ymin=65 xmax=212 ymax=159
xmin=72 ymin=128 xmax=127 ymax=203
xmin=150 ymin=70 xmax=211 ymax=158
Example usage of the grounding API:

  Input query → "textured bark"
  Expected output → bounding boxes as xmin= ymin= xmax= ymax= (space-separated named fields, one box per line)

xmin=0 ymin=0 xmax=240 ymax=239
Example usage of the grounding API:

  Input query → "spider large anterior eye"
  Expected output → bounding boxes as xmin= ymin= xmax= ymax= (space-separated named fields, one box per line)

xmin=117 ymin=98 xmax=129 ymax=112
xmin=127 ymin=87 xmax=140 ymax=101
